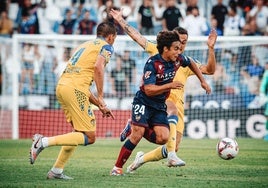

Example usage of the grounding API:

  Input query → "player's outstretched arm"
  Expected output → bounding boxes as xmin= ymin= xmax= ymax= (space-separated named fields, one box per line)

xmin=189 ymin=62 xmax=212 ymax=94
xmin=199 ymin=29 xmax=217 ymax=75
xmin=110 ymin=8 xmax=147 ymax=49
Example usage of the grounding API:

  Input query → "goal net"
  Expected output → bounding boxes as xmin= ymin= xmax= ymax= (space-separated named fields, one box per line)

xmin=0 ymin=34 xmax=267 ymax=139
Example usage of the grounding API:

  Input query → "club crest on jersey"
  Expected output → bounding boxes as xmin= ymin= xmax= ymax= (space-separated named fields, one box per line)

xmin=144 ymin=71 xmax=152 ymax=79
xmin=135 ymin=115 xmax=141 ymax=121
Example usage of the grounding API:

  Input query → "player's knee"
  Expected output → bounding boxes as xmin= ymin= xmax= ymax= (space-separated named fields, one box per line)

xmin=156 ymin=135 xmax=169 ymax=145
xmin=87 ymin=136 xmax=96 ymax=144
xmin=84 ymin=133 xmax=96 ymax=145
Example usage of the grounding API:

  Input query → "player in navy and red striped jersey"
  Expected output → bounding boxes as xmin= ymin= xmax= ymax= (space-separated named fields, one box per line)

xmin=110 ymin=8 xmax=216 ymax=172
xmin=111 ymin=30 xmax=211 ymax=176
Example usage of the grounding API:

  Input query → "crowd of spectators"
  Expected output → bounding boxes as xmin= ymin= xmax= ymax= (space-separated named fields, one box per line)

xmin=0 ymin=0 xmax=267 ymax=37
xmin=0 ymin=0 xmax=268 ymax=109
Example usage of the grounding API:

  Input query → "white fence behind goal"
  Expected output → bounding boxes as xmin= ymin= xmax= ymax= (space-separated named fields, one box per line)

xmin=0 ymin=34 xmax=267 ymax=139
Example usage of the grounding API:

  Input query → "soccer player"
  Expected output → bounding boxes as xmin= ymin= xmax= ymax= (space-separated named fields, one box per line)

xmin=110 ymin=30 xmax=211 ymax=176
xmin=109 ymin=8 xmax=216 ymax=172
xmin=29 ymin=22 xmax=117 ymax=180
xmin=259 ymin=64 xmax=268 ymax=141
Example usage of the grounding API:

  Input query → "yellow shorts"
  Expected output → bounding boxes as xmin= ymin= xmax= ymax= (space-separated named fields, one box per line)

xmin=56 ymin=84 xmax=96 ymax=132
xmin=167 ymin=93 xmax=184 ymax=134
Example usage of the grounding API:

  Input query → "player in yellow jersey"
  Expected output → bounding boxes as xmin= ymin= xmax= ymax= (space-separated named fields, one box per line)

xmin=110 ymin=9 xmax=217 ymax=172
xmin=29 ymin=22 xmax=117 ymax=179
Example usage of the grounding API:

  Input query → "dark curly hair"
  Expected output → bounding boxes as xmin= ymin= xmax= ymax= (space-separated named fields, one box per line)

xmin=156 ymin=30 xmax=180 ymax=54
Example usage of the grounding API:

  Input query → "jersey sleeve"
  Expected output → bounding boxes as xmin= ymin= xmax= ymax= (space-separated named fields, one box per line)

xmin=177 ymin=54 xmax=191 ymax=67
xmin=145 ymin=40 xmax=158 ymax=56
xmin=143 ymin=58 xmax=156 ymax=85
xmin=99 ymin=44 xmax=114 ymax=64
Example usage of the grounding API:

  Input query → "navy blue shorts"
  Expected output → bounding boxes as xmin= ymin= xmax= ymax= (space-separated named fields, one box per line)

xmin=131 ymin=101 xmax=169 ymax=129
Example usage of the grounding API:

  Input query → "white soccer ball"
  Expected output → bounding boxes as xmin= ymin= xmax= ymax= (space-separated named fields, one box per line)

xmin=216 ymin=137 xmax=239 ymax=160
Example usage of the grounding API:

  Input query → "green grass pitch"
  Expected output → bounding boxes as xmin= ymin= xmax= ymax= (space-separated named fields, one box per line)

xmin=0 ymin=138 xmax=267 ymax=188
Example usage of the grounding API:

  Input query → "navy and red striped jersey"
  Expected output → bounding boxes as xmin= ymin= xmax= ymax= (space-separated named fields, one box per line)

xmin=134 ymin=53 xmax=191 ymax=110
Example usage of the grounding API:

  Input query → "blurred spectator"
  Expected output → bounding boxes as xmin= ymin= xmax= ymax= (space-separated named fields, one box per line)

xmin=121 ymin=50 xmax=136 ymax=94
xmin=72 ymin=0 xmax=86 ymax=20
xmin=16 ymin=0 xmax=40 ymax=34
xmin=76 ymin=9 xmax=96 ymax=34
xmin=180 ymin=6 xmax=207 ymax=36
xmin=153 ymin=0 xmax=165 ymax=34
xmin=0 ymin=0 xmax=10 ymax=14
xmin=18 ymin=8 xmax=38 ymax=34
xmin=99 ymin=0 xmax=116 ymax=22
xmin=229 ymin=0 xmax=254 ymax=18
xmin=211 ymin=0 xmax=228 ymax=35
xmin=221 ymin=49 xmax=241 ymax=94
xmin=20 ymin=43 xmax=35 ymax=94
xmin=37 ymin=44 xmax=58 ymax=95
xmin=241 ymin=19 xmax=257 ymax=36
xmin=138 ymin=0 xmax=155 ymax=35
xmin=59 ymin=8 xmax=76 ymax=34
xmin=120 ymin=0 xmax=135 ymax=18
xmin=162 ymin=0 xmax=182 ymax=31
xmin=240 ymin=55 xmax=265 ymax=106
xmin=223 ymin=6 xmax=245 ymax=36
xmin=32 ymin=44 xmax=42 ymax=94
xmin=44 ymin=0 xmax=62 ymax=33
xmin=211 ymin=62 xmax=228 ymax=93
xmin=110 ymin=54 xmax=129 ymax=98
xmin=205 ymin=18 xmax=223 ymax=36
xmin=99 ymin=0 xmax=124 ymax=34
xmin=246 ymin=0 xmax=268 ymax=36
xmin=36 ymin=0 xmax=54 ymax=34
xmin=0 ymin=10 xmax=13 ymax=37
xmin=54 ymin=47 xmax=71 ymax=79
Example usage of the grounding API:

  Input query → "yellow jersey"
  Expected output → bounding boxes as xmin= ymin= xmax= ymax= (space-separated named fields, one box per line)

xmin=58 ymin=38 xmax=114 ymax=95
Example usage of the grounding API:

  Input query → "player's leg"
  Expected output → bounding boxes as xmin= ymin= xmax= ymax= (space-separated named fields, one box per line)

xmin=120 ymin=119 xmax=132 ymax=142
xmin=47 ymin=86 xmax=96 ymax=179
xmin=111 ymin=124 xmax=145 ymax=175
xmin=175 ymin=131 xmax=183 ymax=152
xmin=111 ymin=101 xmax=146 ymax=176
xmin=47 ymin=146 xmax=77 ymax=180
xmin=126 ymin=109 xmax=170 ymax=173
xmin=128 ymin=111 xmax=178 ymax=170
xmin=164 ymin=100 xmax=184 ymax=167
xmin=167 ymin=102 xmax=186 ymax=166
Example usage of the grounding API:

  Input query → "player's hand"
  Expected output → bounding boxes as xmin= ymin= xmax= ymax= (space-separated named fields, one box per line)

xmin=201 ymin=81 xmax=212 ymax=94
xmin=170 ymin=81 xmax=184 ymax=89
xmin=99 ymin=105 xmax=115 ymax=119
xmin=109 ymin=8 xmax=123 ymax=22
xmin=207 ymin=28 xmax=217 ymax=49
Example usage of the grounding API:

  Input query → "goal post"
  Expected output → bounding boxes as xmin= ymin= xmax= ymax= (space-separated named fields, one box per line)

xmin=0 ymin=34 xmax=267 ymax=139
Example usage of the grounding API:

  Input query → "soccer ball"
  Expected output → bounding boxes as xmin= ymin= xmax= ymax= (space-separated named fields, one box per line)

xmin=216 ymin=137 xmax=239 ymax=160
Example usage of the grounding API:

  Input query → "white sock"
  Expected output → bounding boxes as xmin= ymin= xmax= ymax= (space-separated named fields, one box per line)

xmin=41 ymin=137 xmax=49 ymax=148
xmin=51 ymin=167 xmax=63 ymax=174
xmin=41 ymin=137 xmax=48 ymax=148
xmin=168 ymin=151 xmax=176 ymax=158
xmin=139 ymin=155 xmax=144 ymax=164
